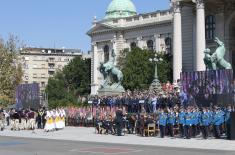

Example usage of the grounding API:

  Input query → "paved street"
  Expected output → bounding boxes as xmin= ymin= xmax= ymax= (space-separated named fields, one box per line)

xmin=0 ymin=136 xmax=235 ymax=155
xmin=1 ymin=127 xmax=235 ymax=151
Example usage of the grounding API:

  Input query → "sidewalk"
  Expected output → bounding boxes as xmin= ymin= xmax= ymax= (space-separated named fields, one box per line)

xmin=0 ymin=127 xmax=235 ymax=151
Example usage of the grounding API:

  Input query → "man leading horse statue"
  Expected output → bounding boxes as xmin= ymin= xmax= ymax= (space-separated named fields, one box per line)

xmin=99 ymin=50 xmax=124 ymax=92
xmin=204 ymin=37 xmax=232 ymax=70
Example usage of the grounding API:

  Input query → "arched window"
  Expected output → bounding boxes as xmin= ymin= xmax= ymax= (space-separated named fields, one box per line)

xmin=130 ymin=42 xmax=137 ymax=50
xmin=147 ymin=40 xmax=154 ymax=51
xmin=103 ymin=45 xmax=109 ymax=63
xmin=205 ymin=15 xmax=216 ymax=40
xmin=165 ymin=37 xmax=172 ymax=53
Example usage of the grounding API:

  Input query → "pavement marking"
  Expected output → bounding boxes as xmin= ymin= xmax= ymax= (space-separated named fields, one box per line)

xmin=0 ymin=141 xmax=28 ymax=146
xmin=79 ymin=147 xmax=142 ymax=154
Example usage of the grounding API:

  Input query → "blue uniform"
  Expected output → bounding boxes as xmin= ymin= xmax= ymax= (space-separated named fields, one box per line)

xmin=159 ymin=113 xmax=167 ymax=126
xmin=200 ymin=112 xmax=210 ymax=126
xmin=184 ymin=112 xmax=193 ymax=126
xmin=178 ymin=112 xmax=185 ymax=125
xmin=167 ymin=113 xmax=176 ymax=125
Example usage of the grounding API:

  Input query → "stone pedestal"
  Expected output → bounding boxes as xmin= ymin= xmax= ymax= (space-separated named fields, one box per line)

xmin=98 ymin=85 xmax=125 ymax=96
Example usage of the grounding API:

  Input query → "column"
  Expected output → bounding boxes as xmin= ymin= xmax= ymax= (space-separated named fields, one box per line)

xmin=195 ymin=0 xmax=206 ymax=71
xmin=137 ymin=36 xmax=143 ymax=48
xmin=172 ymin=1 xmax=182 ymax=82
xmin=154 ymin=34 xmax=160 ymax=52
xmin=91 ymin=42 xmax=99 ymax=95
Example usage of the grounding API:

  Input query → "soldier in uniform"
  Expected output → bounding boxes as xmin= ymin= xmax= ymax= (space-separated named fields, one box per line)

xmin=184 ymin=108 xmax=193 ymax=139
xmin=167 ymin=108 xmax=176 ymax=137
xmin=115 ymin=108 xmax=123 ymax=136
xmin=0 ymin=108 xmax=5 ymax=131
xmin=159 ymin=109 xmax=167 ymax=138
xmin=178 ymin=108 xmax=186 ymax=137
xmin=200 ymin=107 xmax=210 ymax=139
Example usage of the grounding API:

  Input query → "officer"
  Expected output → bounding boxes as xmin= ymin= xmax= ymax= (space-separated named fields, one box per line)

xmin=213 ymin=107 xmax=224 ymax=138
xmin=184 ymin=108 xmax=193 ymax=139
xmin=178 ymin=108 xmax=186 ymax=137
xmin=191 ymin=108 xmax=199 ymax=138
xmin=0 ymin=109 xmax=5 ymax=131
xmin=159 ymin=109 xmax=167 ymax=138
xmin=115 ymin=108 xmax=123 ymax=136
xmin=167 ymin=108 xmax=176 ymax=137
xmin=200 ymin=107 xmax=210 ymax=139
xmin=225 ymin=105 xmax=232 ymax=139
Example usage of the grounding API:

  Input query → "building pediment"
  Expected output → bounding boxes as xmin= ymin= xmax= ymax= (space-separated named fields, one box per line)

xmin=87 ymin=23 xmax=116 ymax=36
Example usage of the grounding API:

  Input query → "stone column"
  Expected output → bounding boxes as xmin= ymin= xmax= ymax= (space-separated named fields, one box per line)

xmin=91 ymin=42 xmax=99 ymax=95
xmin=154 ymin=34 xmax=160 ymax=52
xmin=137 ymin=36 xmax=143 ymax=48
xmin=172 ymin=1 xmax=182 ymax=82
xmin=195 ymin=0 xmax=206 ymax=71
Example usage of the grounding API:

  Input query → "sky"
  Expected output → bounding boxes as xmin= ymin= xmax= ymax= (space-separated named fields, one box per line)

xmin=0 ymin=0 xmax=170 ymax=52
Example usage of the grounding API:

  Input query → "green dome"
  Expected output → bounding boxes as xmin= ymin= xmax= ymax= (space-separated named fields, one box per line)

xmin=105 ymin=0 xmax=137 ymax=19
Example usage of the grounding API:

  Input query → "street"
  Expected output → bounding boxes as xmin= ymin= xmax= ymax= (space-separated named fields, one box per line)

xmin=0 ymin=136 xmax=235 ymax=155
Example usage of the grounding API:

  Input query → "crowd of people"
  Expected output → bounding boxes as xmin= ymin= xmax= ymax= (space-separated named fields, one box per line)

xmin=0 ymin=107 xmax=66 ymax=132
xmin=0 ymin=81 xmax=234 ymax=140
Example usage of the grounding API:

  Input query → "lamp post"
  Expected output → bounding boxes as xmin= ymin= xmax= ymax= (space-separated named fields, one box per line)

xmin=149 ymin=53 xmax=163 ymax=92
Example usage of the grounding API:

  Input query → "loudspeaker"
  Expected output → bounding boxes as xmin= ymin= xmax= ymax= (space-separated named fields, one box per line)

xmin=228 ymin=112 xmax=235 ymax=140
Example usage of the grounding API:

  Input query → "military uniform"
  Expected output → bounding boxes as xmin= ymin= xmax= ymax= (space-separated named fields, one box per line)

xmin=0 ymin=110 xmax=5 ymax=131
xmin=159 ymin=111 xmax=167 ymax=138
xmin=200 ymin=109 xmax=210 ymax=139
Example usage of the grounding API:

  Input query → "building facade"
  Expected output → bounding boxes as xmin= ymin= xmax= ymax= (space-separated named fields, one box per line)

xmin=20 ymin=48 xmax=82 ymax=93
xmin=172 ymin=0 xmax=235 ymax=80
xmin=88 ymin=0 xmax=173 ymax=95
xmin=89 ymin=0 xmax=235 ymax=95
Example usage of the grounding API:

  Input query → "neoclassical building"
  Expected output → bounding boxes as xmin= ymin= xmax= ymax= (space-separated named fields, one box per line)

xmin=88 ymin=0 xmax=172 ymax=95
xmin=171 ymin=0 xmax=235 ymax=81
xmin=88 ymin=0 xmax=235 ymax=95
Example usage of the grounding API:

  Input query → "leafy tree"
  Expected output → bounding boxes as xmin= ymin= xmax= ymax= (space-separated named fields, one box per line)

xmin=46 ymin=56 xmax=91 ymax=108
xmin=0 ymin=35 xmax=23 ymax=106
xmin=118 ymin=48 xmax=172 ymax=91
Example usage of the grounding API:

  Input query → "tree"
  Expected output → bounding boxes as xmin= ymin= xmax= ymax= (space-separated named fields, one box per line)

xmin=46 ymin=56 xmax=91 ymax=108
xmin=118 ymin=48 xmax=172 ymax=91
xmin=0 ymin=35 xmax=23 ymax=106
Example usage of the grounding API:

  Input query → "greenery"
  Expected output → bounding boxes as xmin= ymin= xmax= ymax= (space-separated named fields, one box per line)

xmin=46 ymin=56 xmax=91 ymax=108
xmin=0 ymin=35 xmax=23 ymax=107
xmin=118 ymin=47 xmax=172 ymax=91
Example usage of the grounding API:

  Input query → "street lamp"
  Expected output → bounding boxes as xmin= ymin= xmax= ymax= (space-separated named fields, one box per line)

xmin=149 ymin=53 xmax=163 ymax=92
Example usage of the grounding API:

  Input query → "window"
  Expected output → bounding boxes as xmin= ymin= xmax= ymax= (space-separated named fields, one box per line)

xmin=41 ymin=64 xmax=45 ymax=68
xmin=33 ymin=64 xmax=37 ymax=68
xmin=33 ymin=74 xmax=37 ymax=78
xmin=165 ymin=37 xmax=172 ymax=54
xmin=41 ymin=82 xmax=45 ymax=88
xmin=41 ymin=74 xmax=45 ymax=78
xmin=147 ymin=40 xmax=154 ymax=51
xmin=103 ymin=45 xmax=109 ymax=63
xmin=205 ymin=15 xmax=216 ymax=40
xmin=130 ymin=42 xmax=137 ymax=49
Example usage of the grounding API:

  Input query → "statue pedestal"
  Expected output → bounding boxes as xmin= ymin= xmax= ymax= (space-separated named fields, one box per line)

xmin=98 ymin=84 xmax=125 ymax=96
xmin=149 ymin=78 xmax=162 ymax=93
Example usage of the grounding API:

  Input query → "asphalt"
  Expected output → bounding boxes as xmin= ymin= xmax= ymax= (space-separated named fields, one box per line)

xmin=0 ymin=136 xmax=235 ymax=155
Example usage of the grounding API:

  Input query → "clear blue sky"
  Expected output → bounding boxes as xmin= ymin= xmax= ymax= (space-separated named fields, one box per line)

xmin=0 ymin=0 xmax=170 ymax=52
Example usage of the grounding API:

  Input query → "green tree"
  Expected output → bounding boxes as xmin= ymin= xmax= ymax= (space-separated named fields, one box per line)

xmin=0 ymin=35 xmax=23 ymax=106
xmin=118 ymin=48 xmax=172 ymax=91
xmin=46 ymin=56 xmax=91 ymax=108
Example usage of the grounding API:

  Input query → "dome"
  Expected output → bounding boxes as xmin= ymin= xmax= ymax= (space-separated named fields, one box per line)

xmin=105 ymin=0 xmax=137 ymax=19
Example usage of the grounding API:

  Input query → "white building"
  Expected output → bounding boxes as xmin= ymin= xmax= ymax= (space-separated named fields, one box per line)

xmin=88 ymin=0 xmax=173 ymax=95
xmin=88 ymin=0 xmax=235 ymax=95
xmin=171 ymin=0 xmax=235 ymax=81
